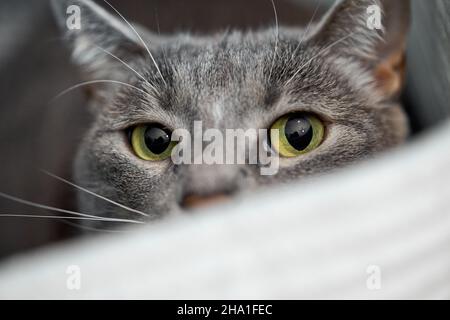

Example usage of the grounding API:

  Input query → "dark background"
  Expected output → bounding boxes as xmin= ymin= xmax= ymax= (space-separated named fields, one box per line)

xmin=0 ymin=0 xmax=449 ymax=259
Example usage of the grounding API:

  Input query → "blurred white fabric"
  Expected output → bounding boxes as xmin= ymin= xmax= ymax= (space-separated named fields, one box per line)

xmin=0 ymin=121 xmax=449 ymax=300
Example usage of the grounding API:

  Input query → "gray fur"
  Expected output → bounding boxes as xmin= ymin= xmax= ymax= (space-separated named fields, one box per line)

xmin=52 ymin=0 xmax=410 ymax=226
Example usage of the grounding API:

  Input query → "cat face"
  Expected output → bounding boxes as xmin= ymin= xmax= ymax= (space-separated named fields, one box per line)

xmin=52 ymin=0 xmax=410 ymax=225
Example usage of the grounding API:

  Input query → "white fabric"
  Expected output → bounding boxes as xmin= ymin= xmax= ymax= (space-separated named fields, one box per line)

xmin=0 ymin=121 xmax=449 ymax=299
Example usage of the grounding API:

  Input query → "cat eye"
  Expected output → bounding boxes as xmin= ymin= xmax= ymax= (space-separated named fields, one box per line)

xmin=270 ymin=113 xmax=324 ymax=158
xmin=130 ymin=124 xmax=177 ymax=161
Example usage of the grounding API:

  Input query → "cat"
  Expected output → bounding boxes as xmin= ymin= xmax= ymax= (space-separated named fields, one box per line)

xmin=50 ymin=0 xmax=410 ymax=227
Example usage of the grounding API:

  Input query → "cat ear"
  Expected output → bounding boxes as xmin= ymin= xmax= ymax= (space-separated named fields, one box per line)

xmin=310 ymin=0 xmax=410 ymax=99
xmin=51 ymin=0 xmax=148 ymax=79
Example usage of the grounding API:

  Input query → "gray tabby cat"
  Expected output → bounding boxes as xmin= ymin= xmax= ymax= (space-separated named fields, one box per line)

xmin=51 ymin=0 xmax=410 ymax=226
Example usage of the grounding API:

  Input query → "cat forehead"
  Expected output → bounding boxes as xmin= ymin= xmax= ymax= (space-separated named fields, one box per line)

xmin=151 ymin=29 xmax=307 ymax=95
xmin=150 ymin=29 xmax=349 ymax=104
xmin=160 ymin=32 xmax=273 ymax=70
xmin=105 ymin=28 xmax=368 ymax=126
xmin=144 ymin=31 xmax=277 ymax=109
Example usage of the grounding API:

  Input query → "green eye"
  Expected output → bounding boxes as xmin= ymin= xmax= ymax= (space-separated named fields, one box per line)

xmin=270 ymin=113 xmax=324 ymax=158
xmin=130 ymin=124 xmax=177 ymax=161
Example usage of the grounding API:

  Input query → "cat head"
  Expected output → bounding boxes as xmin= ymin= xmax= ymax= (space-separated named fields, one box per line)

xmin=52 ymin=0 xmax=410 ymax=225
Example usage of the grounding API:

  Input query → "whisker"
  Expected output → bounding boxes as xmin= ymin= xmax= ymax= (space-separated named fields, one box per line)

xmin=0 ymin=191 xmax=141 ymax=224
xmin=103 ymin=0 xmax=167 ymax=86
xmin=289 ymin=0 xmax=322 ymax=63
xmin=285 ymin=32 xmax=354 ymax=86
xmin=154 ymin=9 xmax=170 ymax=72
xmin=92 ymin=44 xmax=156 ymax=92
xmin=0 ymin=214 xmax=141 ymax=223
xmin=269 ymin=0 xmax=279 ymax=80
xmin=51 ymin=79 xmax=149 ymax=101
xmin=40 ymin=169 xmax=150 ymax=218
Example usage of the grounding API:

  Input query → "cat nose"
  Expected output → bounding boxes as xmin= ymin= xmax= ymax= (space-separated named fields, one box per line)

xmin=181 ymin=193 xmax=231 ymax=210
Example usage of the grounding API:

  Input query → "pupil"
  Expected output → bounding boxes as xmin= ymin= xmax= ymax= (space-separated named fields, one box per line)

xmin=144 ymin=126 xmax=171 ymax=154
xmin=284 ymin=116 xmax=313 ymax=151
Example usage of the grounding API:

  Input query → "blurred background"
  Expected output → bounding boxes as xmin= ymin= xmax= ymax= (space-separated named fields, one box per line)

xmin=0 ymin=0 xmax=449 ymax=259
